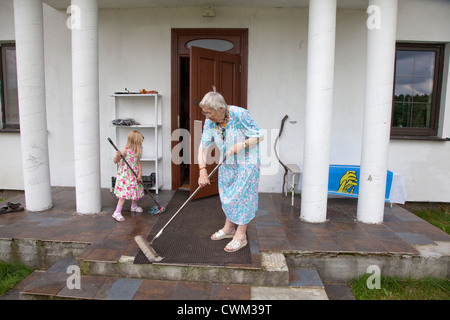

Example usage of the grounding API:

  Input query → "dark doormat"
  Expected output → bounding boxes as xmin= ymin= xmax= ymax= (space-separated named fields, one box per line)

xmin=134 ymin=190 xmax=252 ymax=266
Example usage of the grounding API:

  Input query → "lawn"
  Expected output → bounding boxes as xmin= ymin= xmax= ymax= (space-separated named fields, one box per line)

xmin=0 ymin=261 xmax=33 ymax=296
xmin=402 ymin=202 xmax=450 ymax=235
xmin=350 ymin=274 xmax=449 ymax=300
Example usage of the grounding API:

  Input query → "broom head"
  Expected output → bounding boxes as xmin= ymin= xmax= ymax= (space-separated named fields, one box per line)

xmin=134 ymin=235 xmax=163 ymax=262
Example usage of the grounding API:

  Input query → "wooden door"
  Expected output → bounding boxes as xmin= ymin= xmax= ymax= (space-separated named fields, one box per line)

xmin=189 ymin=46 xmax=241 ymax=199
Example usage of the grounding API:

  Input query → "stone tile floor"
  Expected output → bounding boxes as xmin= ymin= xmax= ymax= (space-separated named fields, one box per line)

xmin=1 ymin=187 xmax=449 ymax=300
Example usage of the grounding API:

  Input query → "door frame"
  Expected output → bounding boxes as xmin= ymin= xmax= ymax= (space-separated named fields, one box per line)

xmin=171 ymin=28 xmax=248 ymax=190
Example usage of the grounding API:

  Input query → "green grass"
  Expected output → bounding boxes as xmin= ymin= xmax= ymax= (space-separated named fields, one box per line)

xmin=0 ymin=261 xmax=33 ymax=296
xmin=350 ymin=274 xmax=450 ymax=300
xmin=402 ymin=202 xmax=450 ymax=235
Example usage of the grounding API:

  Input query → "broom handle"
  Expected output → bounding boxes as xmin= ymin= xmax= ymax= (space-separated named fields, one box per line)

xmin=108 ymin=138 xmax=162 ymax=208
xmin=151 ymin=157 xmax=226 ymax=244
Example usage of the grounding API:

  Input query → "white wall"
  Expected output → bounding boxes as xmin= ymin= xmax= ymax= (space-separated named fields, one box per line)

xmin=94 ymin=7 xmax=369 ymax=194
xmin=96 ymin=6 xmax=311 ymax=193
xmin=389 ymin=0 xmax=450 ymax=201
xmin=0 ymin=133 xmax=23 ymax=189
xmin=0 ymin=0 xmax=23 ymax=190
xmin=1 ymin=0 xmax=449 ymax=202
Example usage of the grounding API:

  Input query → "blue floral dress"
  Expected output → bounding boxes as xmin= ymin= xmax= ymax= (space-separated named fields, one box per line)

xmin=114 ymin=148 xmax=144 ymax=200
xmin=200 ymin=106 xmax=263 ymax=225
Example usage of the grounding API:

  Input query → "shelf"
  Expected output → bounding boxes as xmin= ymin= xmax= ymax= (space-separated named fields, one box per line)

xmin=112 ymin=93 xmax=159 ymax=97
xmin=113 ymin=124 xmax=162 ymax=128
xmin=149 ymin=182 xmax=162 ymax=191
xmin=141 ymin=157 xmax=162 ymax=162
xmin=111 ymin=91 xmax=161 ymax=194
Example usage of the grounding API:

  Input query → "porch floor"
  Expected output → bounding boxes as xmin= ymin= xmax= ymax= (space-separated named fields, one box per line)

xmin=1 ymin=187 xmax=449 ymax=300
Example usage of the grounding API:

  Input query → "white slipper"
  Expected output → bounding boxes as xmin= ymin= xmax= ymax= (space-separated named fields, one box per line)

xmin=112 ymin=212 xmax=125 ymax=222
xmin=211 ymin=229 xmax=234 ymax=241
xmin=224 ymin=239 xmax=248 ymax=253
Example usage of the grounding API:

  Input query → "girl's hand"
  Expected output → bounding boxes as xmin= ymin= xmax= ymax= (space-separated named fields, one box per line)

xmin=198 ymin=169 xmax=210 ymax=188
xmin=137 ymin=159 xmax=142 ymax=183
xmin=113 ymin=150 xmax=123 ymax=164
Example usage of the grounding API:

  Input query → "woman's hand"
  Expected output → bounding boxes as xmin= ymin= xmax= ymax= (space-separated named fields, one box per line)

xmin=198 ymin=169 xmax=210 ymax=188
xmin=226 ymin=141 xmax=246 ymax=158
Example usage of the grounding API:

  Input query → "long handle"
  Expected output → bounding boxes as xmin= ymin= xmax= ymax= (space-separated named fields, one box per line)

xmin=150 ymin=158 xmax=225 ymax=244
xmin=108 ymin=138 xmax=162 ymax=208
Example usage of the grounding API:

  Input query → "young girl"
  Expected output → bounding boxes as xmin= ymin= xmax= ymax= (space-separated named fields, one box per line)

xmin=112 ymin=130 xmax=145 ymax=222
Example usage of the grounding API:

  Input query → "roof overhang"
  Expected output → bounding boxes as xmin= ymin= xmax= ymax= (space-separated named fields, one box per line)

xmin=43 ymin=0 xmax=369 ymax=10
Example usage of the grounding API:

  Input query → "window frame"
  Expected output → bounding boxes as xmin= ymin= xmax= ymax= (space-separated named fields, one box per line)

xmin=391 ymin=42 xmax=445 ymax=139
xmin=0 ymin=42 xmax=20 ymax=132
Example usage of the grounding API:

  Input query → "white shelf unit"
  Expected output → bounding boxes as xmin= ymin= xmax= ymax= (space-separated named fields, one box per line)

xmin=111 ymin=93 xmax=162 ymax=194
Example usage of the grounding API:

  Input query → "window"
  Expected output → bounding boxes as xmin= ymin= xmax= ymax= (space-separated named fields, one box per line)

xmin=391 ymin=43 xmax=444 ymax=138
xmin=0 ymin=43 xmax=19 ymax=131
xmin=185 ymin=39 xmax=235 ymax=52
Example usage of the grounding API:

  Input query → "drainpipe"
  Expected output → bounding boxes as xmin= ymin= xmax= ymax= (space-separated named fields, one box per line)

xmin=71 ymin=0 xmax=101 ymax=214
xmin=13 ymin=0 xmax=52 ymax=211
xmin=357 ymin=0 xmax=398 ymax=224
xmin=300 ymin=0 xmax=337 ymax=223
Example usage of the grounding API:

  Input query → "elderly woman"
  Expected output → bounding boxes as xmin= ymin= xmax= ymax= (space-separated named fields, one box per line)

xmin=198 ymin=89 xmax=264 ymax=253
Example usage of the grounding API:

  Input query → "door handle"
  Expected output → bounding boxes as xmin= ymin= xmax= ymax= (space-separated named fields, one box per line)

xmin=193 ymin=99 xmax=199 ymax=105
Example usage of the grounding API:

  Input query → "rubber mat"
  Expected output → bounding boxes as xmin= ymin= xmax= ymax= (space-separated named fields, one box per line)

xmin=134 ymin=190 xmax=252 ymax=265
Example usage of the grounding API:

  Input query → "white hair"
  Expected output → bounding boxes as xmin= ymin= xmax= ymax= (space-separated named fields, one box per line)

xmin=199 ymin=86 xmax=228 ymax=111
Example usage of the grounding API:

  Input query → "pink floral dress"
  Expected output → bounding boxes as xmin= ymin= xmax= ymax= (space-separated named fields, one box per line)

xmin=114 ymin=148 xmax=144 ymax=200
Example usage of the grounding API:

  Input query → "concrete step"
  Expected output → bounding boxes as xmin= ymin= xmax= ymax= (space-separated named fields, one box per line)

xmin=77 ymin=252 xmax=290 ymax=287
xmin=251 ymin=267 xmax=328 ymax=300
xmin=19 ymin=271 xmax=253 ymax=300
xmin=16 ymin=257 xmax=329 ymax=300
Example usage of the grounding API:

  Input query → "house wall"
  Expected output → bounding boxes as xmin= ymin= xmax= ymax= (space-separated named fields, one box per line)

xmin=0 ymin=0 xmax=23 ymax=190
xmin=0 ymin=0 xmax=449 ymax=202
xmin=390 ymin=0 xmax=450 ymax=202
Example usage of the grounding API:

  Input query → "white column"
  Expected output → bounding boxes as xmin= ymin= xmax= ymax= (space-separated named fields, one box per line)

xmin=13 ymin=0 xmax=52 ymax=211
xmin=71 ymin=0 xmax=101 ymax=214
xmin=357 ymin=0 xmax=398 ymax=224
xmin=300 ymin=0 xmax=337 ymax=223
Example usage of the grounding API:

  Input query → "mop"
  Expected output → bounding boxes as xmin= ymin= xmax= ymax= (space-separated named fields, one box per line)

xmin=135 ymin=157 xmax=226 ymax=263
xmin=108 ymin=138 xmax=166 ymax=214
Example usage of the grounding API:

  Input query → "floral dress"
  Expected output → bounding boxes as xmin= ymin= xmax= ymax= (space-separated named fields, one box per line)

xmin=114 ymin=148 xmax=144 ymax=200
xmin=200 ymin=106 xmax=263 ymax=225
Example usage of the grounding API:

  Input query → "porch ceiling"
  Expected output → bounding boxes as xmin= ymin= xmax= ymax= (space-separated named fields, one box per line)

xmin=44 ymin=0 xmax=369 ymax=10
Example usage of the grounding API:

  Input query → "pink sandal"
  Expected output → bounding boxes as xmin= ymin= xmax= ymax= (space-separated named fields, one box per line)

xmin=112 ymin=212 xmax=125 ymax=222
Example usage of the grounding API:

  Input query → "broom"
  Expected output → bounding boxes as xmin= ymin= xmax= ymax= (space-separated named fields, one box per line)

xmin=135 ymin=157 xmax=226 ymax=263
xmin=108 ymin=138 xmax=166 ymax=214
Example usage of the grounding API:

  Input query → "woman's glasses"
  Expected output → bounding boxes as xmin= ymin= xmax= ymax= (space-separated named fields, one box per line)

xmin=202 ymin=110 xmax=214 ymax=117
